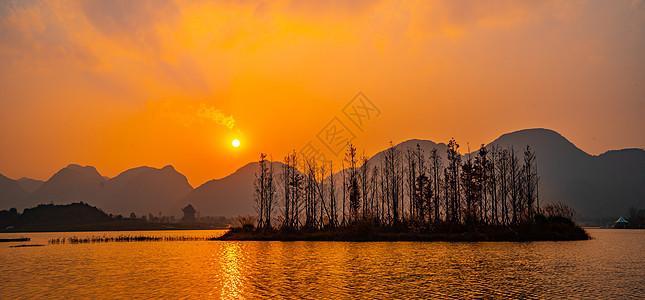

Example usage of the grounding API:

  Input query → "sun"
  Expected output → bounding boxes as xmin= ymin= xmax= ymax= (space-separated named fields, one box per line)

xmin=232 ymin=139 xmax=240 ymax=148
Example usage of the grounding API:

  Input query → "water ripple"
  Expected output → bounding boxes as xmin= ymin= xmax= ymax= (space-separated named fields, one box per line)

xmin=0 ymin=229 xmax=643 ymax=299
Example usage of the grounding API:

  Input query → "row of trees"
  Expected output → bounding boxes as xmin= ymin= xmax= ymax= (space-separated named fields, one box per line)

xmin=254 ymin=139 xmax=540 ymax=229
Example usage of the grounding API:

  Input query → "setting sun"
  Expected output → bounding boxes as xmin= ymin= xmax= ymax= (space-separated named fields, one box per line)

xmin=0 ymin=1 xmax=643 ymax=299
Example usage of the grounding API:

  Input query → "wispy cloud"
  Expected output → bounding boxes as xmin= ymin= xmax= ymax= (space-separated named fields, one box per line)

xmin=152 ymin=100 xmax=235 ymax=129
xmin=197 ymin=104 xmax=235 ymax=129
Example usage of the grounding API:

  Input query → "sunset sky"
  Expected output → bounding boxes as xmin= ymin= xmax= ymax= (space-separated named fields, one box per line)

xmin=1 ymin=0 xmax=644 ymax=186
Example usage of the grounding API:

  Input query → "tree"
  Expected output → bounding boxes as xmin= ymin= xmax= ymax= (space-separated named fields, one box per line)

xmin=281 ymin=153 xmax=292 ymax=228
xmin=446 ymin=138 xmax=461 ymax=223
xmin=290 ymin=151 xmax=303 ymax=228
xmin=383 ymin=142 xmax=402 ymax=224
xmin=488 ymin=145 xmax=499 ymax=224
xmin=370 ymin=165 xmax=380 ymax=222
xmin=318 ymin=162 xmax=327 ymax=228
xmin=360 ymin=153 xmax=370 ymax=220
xmin=405 ymin=147 xmax=417 ymax=219
xmin=522 ymin=145 xmax=538 ymax=220
xmin=429 ymin=148 xmax=442 ymax=223
xmin=254 ymin=153 xmax=276 ymax=229
xmin=345 ymin=143 xmax=361 ymax=223
xmin=477 ymin=145 xmax=489 ymax=223
xmin=496 ymin=147 xmax=510 ymax=224
xmin=181 ymin=204 xmax=196 ymax=223
xmin=304 ymin=157 xmax=318 ymax=228
xmin=414 ymin=173 xmax=431 ymax=222
xmin=328 ymin=161 xmax=338 ymax=227
xmin=461 ymin=152 xmax=479 ymax=224
xmin=415 ymin=144 xmax=428 ymax=221
xmin=509 ymin=147 xmax=520 ymax=224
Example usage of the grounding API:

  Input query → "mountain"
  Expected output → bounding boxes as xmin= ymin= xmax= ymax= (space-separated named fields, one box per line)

xmin=177 ymin=161 xmax=292 ymax=217
xmin=99 ymin=165 xmax=193 ymax=217
xmin=0 ymin=174 xmax=29 ymax=209
xmin=369 ymin=139 xmax=449 ymax=164
xmin=28 ymin=164 xmax=106 ymax=209
xmin=1 ymin=128 xmax=643 ymax=221
xmin=358 ymin=129 xmax=644 ymax=222
xmin=16 ymin=177 xmax=44 ymax=193
xmin=484 ymin=129 xmax=645 ymax=221
xmin=1 ymin=164 xmax=193 ymax=218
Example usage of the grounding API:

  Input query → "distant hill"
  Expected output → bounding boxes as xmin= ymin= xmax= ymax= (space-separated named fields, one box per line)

xmin=369 ymin=139 xmax=449 ymax=165
xmin=0 ymin=128 xmax=643 ymax=221
xmin=99 ymin=165 xmax=193 ymax=217
xmin=0 ymin=164 xmax=193 ymax=218
xmin=0 ymin=174 xmax=29 ymax=209
xmin=356 ymin=129 xmax=644 ymax=222
xmin=28 ymin=164 xmax=106 ymax=209
xmin=177 ymin=161 xmax=292 ymax=217
xmin=16 ymin=177 xmax=44 ymax=193
xmin=484 ymin=129 xmax=645 ymax=221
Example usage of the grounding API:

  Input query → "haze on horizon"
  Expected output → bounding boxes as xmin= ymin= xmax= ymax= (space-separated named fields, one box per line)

xmin=1 ymin=0 xmax=644 ymax=186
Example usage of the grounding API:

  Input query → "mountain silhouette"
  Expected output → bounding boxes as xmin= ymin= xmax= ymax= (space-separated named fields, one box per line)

xmin=343 ymin=129 xmax=644 ymax=221
xmin=484 ymin=129 xmax=645 ymax=220
xmin=16 ymin=177 xmax=44 ymax=193
xmin=0 ymin=128 xmax=643 ymax=222
xmin=100 ymin=165 xmax=193 ymax=217
xmin=177 ymin=161 xmax=291 ymax=217
xmin=1 ymin=164 xmax=193 ymax=218
xmin=0 ymin=174 xmax=29 ymax=209
xmin=28 ymin=164 xmax=106 ymax=209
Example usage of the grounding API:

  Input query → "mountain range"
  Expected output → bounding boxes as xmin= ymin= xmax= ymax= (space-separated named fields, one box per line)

xmin=1 ymin=128 xmax=643 ymax=222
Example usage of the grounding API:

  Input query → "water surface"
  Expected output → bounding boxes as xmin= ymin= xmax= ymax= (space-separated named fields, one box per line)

xmin=0 ymin=229 xmax=643 ymax=299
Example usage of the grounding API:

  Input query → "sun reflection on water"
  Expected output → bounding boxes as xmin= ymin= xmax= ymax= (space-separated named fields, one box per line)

xmin=220 ymin=243 xmax=244 ymax=299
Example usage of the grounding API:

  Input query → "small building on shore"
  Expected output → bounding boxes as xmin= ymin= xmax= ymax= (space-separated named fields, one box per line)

xmin=614 ymin=217 xmax=629 ymax=229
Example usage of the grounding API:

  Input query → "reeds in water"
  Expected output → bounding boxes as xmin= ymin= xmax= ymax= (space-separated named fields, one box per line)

xmin=48 ymin=235 xmax=213 ymax=244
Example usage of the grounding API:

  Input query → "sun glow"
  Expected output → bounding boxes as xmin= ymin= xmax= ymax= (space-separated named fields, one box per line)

xmin=232 ymin=139 xmax=240 ymax=148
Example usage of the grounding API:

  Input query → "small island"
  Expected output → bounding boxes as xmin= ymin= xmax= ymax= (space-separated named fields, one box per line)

xmin=218 ymin=142 xmax=589 ymax=242
xmin=217 ymin=212 xmax=588 ymax=242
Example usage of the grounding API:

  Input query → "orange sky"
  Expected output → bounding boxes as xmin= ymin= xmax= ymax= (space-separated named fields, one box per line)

xmin=1 ymin=0 xmax=644 ymax=187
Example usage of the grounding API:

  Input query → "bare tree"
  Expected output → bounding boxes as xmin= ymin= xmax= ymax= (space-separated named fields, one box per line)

xmin=254 ymin=153 xmax=275 ymax=229
xmin=496 ymin=148 xmax=510 ymax=225
xmin=361 ymin=153 xmax=370 ymax=220
xmin=344 ymin=143 xmax=361 ymax=223
xmin=488 ymin=145 xmax=499 ymax=224
xmin=341 ymin=160 xmax=346 ymax=225
xmin=281 ymin=153 xmax=292 ymax=228
xmin=290 ymin=151 xmax=303 ymax=228
xmin=429 ymin=148 xmax=442 ymax=223
xmin=509 ymin=146 xmax=520 ymax=224
xmin=328 ymin=161 xmax=338 ymax=227
xmin=523 ymin=145 xmax=538 ymax=220
xmin=446 ymin=138 xmax=461 ymax=223
xmin=406 ymin=147 xmax=417 ymax=219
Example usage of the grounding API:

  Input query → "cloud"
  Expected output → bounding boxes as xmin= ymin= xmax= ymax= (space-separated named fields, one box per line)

xmin=197 ymin=104 xmax=235 ymax=129
xmin=79 ymin=0 xmax=179 ymax=54
xmin=151 ymin=100 xmax=235 ymax=129
xmin=0 ymin=1 xmax=99 ymax=67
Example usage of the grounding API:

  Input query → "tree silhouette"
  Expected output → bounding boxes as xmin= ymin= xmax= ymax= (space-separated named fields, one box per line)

xmin=252 ymin=138 xmax=561 ymax=234
xmin=254 ymin=153 xmax=275 ymax=229
xmin=181 ymin=204 xmax=196 ymax=223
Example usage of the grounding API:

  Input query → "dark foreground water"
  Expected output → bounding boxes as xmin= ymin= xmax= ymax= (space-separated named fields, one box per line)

xmin=0 ymin=229 xmax=643 ymax=299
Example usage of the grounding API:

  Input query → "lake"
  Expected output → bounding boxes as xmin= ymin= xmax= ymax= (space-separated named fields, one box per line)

xmin=0 ymin=229 xmax=643 ymax=299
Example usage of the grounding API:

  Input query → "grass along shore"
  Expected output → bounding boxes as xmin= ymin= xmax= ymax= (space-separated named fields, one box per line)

xmin=216 ymin=217 xmax=589 ymax=242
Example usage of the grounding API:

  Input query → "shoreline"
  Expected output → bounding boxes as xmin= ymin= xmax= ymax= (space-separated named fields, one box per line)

xmin=215 ymin=221 xmax=590 ymax=242
xmin=0 ymin=225 xmax=229 ymax=234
